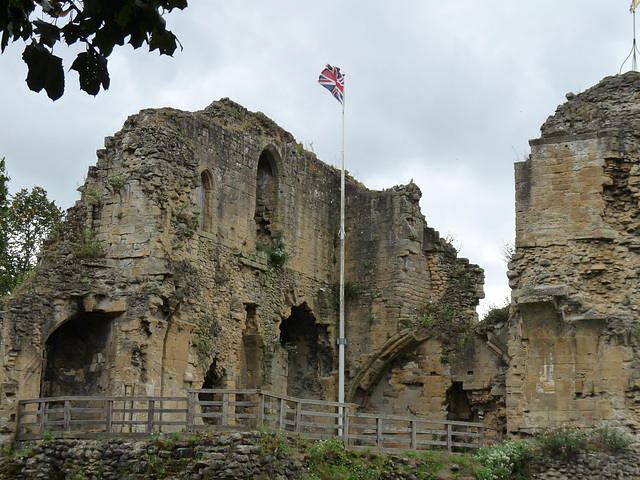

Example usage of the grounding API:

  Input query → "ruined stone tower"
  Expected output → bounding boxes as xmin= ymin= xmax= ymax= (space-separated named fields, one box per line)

xmin=508 ymin=72 xmax=640 ymax=434
xmin=0 ymin=98 xmax=504 ymax=440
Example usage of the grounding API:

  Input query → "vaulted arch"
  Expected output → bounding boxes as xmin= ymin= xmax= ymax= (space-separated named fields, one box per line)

xmin=346 ymin=327 xmax=431 ymax=404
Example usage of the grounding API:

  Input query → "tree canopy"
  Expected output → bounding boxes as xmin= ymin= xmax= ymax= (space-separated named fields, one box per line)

xmin=0 ymin=158 xmax=63 ymax=295
xmin=1 ymin=0 xmax=187 ymax=100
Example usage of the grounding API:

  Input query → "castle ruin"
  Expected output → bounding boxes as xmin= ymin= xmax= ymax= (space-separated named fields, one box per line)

xmin=508 ymin=72 xmax=640 ymax=434
xmin=0 ymin=98 xmax=505 ymax=440
xmin=4 ymin=71 xmax=640 ymax=442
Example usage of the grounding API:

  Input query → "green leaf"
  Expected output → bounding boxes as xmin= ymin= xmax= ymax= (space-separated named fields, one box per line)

xmin=93 ymin=24 xmax=126 ymax=56
xmin=149 ymin=28 xmax=178 ymax=55
xmin=22 ymin=42 xmax=64 ymax=100
xmin=70 ymin=47 xmax=110 ymax=95
xmin=33 ymin=19 xmax=60 ymax=48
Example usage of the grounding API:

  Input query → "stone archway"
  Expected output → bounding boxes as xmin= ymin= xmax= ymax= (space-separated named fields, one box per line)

xmin=346 ymin=327 xmax=431 ymax=404
xmin=254 ymin=149 xmax=278 ymax=243
xmin=196 ymin=169 xmax=214 ymax=232
xmin=278 ymin=303 xmax=332 ymax=399
xmin=41 ymin=312 xmax=115 ymax=397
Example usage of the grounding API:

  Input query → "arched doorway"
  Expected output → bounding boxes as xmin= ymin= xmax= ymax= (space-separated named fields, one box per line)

xmin=278 ymin=304 xmax=332 ymax=399
xmin=41 ymin=313 xmax=115 ymax=397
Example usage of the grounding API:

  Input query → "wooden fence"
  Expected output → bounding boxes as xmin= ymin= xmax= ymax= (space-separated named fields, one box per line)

xmin=16 ymin=389 xmax=502 ymax=452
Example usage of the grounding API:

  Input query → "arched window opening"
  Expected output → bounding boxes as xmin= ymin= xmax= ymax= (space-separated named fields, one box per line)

xmin=278 ymin=303 xmax=332 ymax=399
xmin=196 ymin=170 xmax=214 ymax=232
xmin=255 ymin=151 xmax=277 ymax=243
xmin=41 ymin=313 xmax=114 ymax=398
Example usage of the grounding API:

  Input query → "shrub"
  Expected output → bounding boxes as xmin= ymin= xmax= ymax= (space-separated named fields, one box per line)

xmin=475 ymin=441 xmax=532 ymax=480
xmin=256 ymin=241 xmax=291 ymax=268
xmin=589 ymin=425 xmax=631 ymax=453
xmin=308 ymin=438 xmax=346 ymax=467
xmin=535 ymin=426 xmax=586 ymax=458
xmin=71 ymin=229 xmax=104 ymax=259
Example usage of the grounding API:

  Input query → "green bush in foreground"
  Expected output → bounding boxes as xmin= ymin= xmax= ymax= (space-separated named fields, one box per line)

xmin=589 ymin=425 xmax=632 ymax=453
xmin=475 ymin=424 xmax=633 ymax=480
xmin=535 ymin=426 xmax=586 ymax=458
xmin=475 ymin=441 xmax=532 ymax=480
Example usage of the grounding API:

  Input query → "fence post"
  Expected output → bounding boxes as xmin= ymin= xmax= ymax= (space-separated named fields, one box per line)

xmin=63 ymin=400 xmax=71 ymax=433
xmin=106 ymin=400 xmax=113 ymax=433
xmin=376 ymin=417 xmax=383 ymax=448
xmin=16 ymin=401 xmax=25 ymax=440
xmin=187 ymin=392 xmax=195 ymax=431
xmin=147 ymin=400 xmax=155 ymax=434
xmin=295 ymin=400 xmax=302 ymax=434
xmin=446 ymin=423 xmax=453 ymax=452
xmin=410 ymin=420 xmax=417 ymax=451
xmin=478 ymin=426 xmax=485 ymax=449
xmin=277 ymin=398 xmax=285 ymax=431
xmin=222 ymin=393 xmax=229 ymax=426
xmin=39 ymin=399 xmax=46 ymax=436
xmin=256 ymin=391 xmax=264 ymax=428
xmin=342 ymin=405 xmax=349 ymax=445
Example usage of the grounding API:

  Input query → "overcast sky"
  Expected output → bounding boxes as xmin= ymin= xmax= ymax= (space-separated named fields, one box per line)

xmin=0 ymin=1 xmax=634 ymax=315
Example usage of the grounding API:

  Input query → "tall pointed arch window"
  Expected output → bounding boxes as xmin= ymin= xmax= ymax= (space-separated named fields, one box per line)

xmin=254 ymin=150 xmax=277 ymax=242
xmin=197 ymin=169 xmax=214 ymax=232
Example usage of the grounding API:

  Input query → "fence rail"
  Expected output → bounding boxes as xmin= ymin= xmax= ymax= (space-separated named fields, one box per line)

xmin=16 ymin=389 xmax=502 ymax=452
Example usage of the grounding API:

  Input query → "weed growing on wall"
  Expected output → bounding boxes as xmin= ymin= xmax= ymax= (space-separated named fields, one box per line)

xmin=110 ymin=175 xmax=126 ymax=192
xmin=589 ymin=425 xmax=632 ymax=452
xmin=70 ymin=229 xmax=104 ymax=259
xmin=256 ymin=240 xmax=291 ymax=268
xmin=534 ymin=426 xmax=586 ymax=458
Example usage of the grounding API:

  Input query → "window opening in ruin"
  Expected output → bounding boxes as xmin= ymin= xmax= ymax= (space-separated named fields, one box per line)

xmin=446 ymin=381 xmax=475 ymax=422
xmin=254 ymin=151 xmax=277 ymax=243
xmin=240 ymin=304 xmax=263 ymax=389
xmin=278 ymin=303 xmax=332 ymax=399
xmin=196 ymin=169 xmax=214 ymax=232
xmin=199 ymin=360 xmax=224 ymax=425
xmin=41 ymin=313 xmax=114 ymax=398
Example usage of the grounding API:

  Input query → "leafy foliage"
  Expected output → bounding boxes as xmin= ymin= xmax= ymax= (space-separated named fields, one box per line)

xmin=256 ymin=240 xmax=291 ymax=268
xmin=70 ymin=227 xmax=104 ymax=259
xmin=0 ymin=158 xmax=63 ymax=295
xmin=1 ymin=0 xmax=187 ymax=100
xmin=475 ymin=441 xmax=532 ymax=480
xmin=475 ymin=424 xmax=632 ymax=479
xmin=588 ymin=425 xmax=632 ymax=453
xmin=534 ymin=426 xmax=586 ymax=458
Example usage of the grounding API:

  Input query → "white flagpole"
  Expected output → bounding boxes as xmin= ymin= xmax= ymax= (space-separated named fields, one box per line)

xmin=338 ymin=88 xmax=346 ymax=409
xmin=621 ymin=2 xmax=640 ymax=72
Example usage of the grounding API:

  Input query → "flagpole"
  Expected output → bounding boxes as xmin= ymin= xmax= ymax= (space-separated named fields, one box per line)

xmin=338 ymin=88 xmax=346 ymax=409
xmin=621 ymin=2 xmax=640 ymax=72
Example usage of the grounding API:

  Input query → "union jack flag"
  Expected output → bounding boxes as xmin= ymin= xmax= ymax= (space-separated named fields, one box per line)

xmin=318 ymin=64 xmax=344 ymax=104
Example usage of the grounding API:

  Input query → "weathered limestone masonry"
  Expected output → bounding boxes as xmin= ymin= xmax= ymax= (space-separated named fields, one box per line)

xmin=0 ymin=98 xmax=498 ymax=440
xmin=508 ymin=72 xmax=640 ymax=434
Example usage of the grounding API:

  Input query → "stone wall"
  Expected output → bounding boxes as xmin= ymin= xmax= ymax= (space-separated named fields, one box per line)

xmin=0 ymin=99 xmax=497 ymax=440
xmin=508 ymin=72 xmax=640 ymax=434
xmin=2 ymin=436 xmax=639 ymax=479
xmin=530 ymin=450 xmax=640 ymax=479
